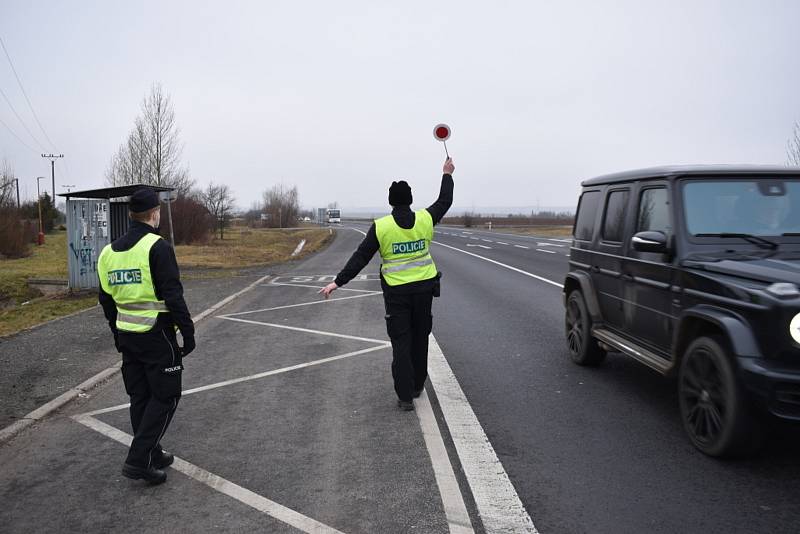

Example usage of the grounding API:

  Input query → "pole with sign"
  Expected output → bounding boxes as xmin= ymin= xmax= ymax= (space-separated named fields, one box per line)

xmin=159 ymin=190 xmax=178 ymax=246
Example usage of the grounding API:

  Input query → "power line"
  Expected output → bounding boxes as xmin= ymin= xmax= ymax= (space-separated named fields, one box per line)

xmin=0 ymin=35 xmax=58 ymax=151
xmin=0 ymin=114 xmax=38 ymax=153
xmin=0 ymin=84 xmax=48 ymax=151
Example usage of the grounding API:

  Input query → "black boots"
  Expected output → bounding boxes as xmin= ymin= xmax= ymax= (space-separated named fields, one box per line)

xmin=122 ymin=463 xmax=167 ymax=485
xmin=397 ymin=400 xmax=414 ymax=411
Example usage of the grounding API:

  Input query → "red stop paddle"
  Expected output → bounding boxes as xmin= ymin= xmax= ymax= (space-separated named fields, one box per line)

xmin=433 ymin=123 xmax=451 ymax=158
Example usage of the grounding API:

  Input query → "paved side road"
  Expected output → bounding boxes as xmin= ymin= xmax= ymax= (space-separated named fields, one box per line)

xmin=0 ymin=271 xmax=284 ymax=430
xmin=0 ymin=229 xmax=510 ymax=533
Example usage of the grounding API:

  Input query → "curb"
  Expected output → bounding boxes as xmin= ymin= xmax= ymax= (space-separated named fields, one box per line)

xmin=0 ymin=273 xmax=273 ymax=447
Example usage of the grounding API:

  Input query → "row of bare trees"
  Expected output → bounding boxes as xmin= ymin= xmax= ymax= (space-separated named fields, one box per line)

xmin=105 ymin=83 xmax=193 ymax=195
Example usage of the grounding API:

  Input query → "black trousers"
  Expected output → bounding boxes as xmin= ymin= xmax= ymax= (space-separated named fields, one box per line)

xmin=119 ymin=328 xmax=183 ymax=468
xmin=384 ymin=290 xmax=434 ymax=402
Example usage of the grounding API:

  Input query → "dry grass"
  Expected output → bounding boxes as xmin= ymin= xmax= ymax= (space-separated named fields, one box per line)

xmin=174 ymin=227 xmax=331 ymax=269
xmin=0 ymin=227 xmax=332 ymax=337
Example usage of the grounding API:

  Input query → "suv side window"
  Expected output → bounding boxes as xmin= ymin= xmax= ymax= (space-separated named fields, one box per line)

xmin=574 ymin=191 xmax=601 ymax=241
xmin=602 ymin=190 xmax=629 ymax=243
xmin=637 ymin=187 xmax=671 ymax=234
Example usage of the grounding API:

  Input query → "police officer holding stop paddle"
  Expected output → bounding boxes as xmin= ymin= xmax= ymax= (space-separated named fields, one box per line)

xmin=320 ymin=157 xmax=455 ymax=411
xmin=97 ymin=187 xmax=195 ymax=485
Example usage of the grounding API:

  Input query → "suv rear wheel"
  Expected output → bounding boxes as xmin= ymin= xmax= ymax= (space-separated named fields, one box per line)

xmin=678 ymin=336 xmax=763 ymax=457
xmin=565 ymin=290 xmax=606 ymax=366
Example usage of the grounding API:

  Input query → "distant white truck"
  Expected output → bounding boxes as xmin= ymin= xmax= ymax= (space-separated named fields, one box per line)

xmin=327 ymin=209 xmax=341 ymax=224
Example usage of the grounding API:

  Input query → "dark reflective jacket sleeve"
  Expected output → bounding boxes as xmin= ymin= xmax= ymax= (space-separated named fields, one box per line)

xmin=150 ymin=240 xmax=195 ymax=338
xmin=426 ymin=173 xmax=454 ymax=224
xmin=334 ymin=224 xmax=379 ymax=287
xmin=98 ymin=286 xmax=118 ymax=336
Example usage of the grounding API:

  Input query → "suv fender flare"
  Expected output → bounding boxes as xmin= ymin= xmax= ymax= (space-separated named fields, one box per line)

xmin=675 ymin=305 xmax=761 ymax=360
xmin=564 ymin=272 xmax=602 ymax=323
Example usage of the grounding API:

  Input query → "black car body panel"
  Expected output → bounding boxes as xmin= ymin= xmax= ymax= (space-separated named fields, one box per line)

xmin=566 ymin=165 xmax=800 ymax=421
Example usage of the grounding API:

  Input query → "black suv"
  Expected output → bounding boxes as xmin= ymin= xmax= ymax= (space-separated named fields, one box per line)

xmin=564 ymin=165 xmax=800 ymax=457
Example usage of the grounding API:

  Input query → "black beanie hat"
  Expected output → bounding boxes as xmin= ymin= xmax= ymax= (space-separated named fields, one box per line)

xmin=388 ymin=181 xmax=412 ymax=206
xmin=129 ymin=187 xmax=160 ymax=213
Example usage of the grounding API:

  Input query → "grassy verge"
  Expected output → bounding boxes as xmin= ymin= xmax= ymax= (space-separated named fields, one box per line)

xmin=0 ymin=227 xmax=332 ymax=337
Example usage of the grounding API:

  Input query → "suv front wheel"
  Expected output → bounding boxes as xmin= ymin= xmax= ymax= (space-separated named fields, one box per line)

xmin=678 ymin=336 xmax=763 ymax=457
xmin=565 ymin=290 xmax=606 ymax=366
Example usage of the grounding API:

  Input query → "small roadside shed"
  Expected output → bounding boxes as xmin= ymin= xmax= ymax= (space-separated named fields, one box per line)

xmin=58 ymin=185 xmax=174 ymax=289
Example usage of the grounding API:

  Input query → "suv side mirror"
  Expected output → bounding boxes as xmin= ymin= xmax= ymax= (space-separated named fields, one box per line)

xmin=632 ymin=231 xmax=668 ymax=254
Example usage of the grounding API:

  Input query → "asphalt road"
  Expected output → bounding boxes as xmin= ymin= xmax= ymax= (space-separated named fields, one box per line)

xmin=350 ymin=222 xmax=800 ymax=534
xmin=3 ymin=223 xmax=799 ymax=533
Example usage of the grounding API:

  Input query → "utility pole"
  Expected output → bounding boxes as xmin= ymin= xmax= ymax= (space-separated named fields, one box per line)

xmin=41 ymin=153 xmax=64 ymax=200
xmin=36 ymin=176 xmax=46 ymax=245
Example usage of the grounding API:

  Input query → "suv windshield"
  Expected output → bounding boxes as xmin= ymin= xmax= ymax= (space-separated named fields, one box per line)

xmin=683 ymin=178 xmax=800 ymax=237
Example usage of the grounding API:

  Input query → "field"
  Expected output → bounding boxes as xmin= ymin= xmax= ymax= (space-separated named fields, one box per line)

xmin=0 ymin=227 xmax=332 ymax=337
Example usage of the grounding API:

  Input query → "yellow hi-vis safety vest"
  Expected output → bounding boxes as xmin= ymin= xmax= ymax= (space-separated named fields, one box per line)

xmin=375 ymin=209 xmax=438 ymax=286
xmin=97 ymin=232 xmax=168 ymax=333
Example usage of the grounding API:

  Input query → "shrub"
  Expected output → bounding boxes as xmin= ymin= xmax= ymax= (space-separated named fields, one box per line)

xmin=164 ymin=195 xmax=214 ymax=245
xmin=0 ymin=208 xmax=35 ymax=258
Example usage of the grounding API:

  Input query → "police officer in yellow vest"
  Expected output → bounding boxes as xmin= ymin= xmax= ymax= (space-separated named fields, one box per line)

xmin=98 ymin=187 xmax=195 ymax=485
xmin=320 ymin=157 xmax=455 ymax=411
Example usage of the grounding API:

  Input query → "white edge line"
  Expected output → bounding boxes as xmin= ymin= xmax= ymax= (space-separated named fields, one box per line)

xmin=72 ymin=415 xmax=345 ymax=534
xmin=0 ymin=274 xmax=275 ymax=445
xmin=434 ymin=241 xmax=564 ymax=289
xmin=535 ymin=249 xmax=557 ymax=254
xmin=416 ymin=389 xmax=475 ymax=534
xmin=428 ymin=335 xmax=538 ymax=533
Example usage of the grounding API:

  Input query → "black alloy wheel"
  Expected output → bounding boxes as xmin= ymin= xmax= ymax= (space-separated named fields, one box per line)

xmin=678 ymin=336 xmax=763 ymax=457
xmin=565 ymin=291 xmax=605 ymax=366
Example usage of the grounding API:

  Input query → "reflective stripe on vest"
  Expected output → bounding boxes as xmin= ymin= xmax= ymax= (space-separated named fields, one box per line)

xmin=97 ymin=232 xmax=167 ymax=333
xmin=375 ymin=209 xmax=438 ymax=286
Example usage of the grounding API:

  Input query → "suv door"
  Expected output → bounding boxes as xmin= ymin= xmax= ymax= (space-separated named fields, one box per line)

xmin=593 ymin=187 xmax=631 ymax=332
xmin=623 ymin=183 xmax=677 ymax=356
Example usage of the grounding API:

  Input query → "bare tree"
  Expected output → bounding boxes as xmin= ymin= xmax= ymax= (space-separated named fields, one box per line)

xmin=789 ymin=121 xmax=800 ymax=166
xmin=200 ymin=182 xmax=235 ymax=239
xmin=0 ymin=160 xmax=16 ymax=208
xmin=106 ymin=83 xmax=193 ymax=196
xmin=263 ymin=184 xmax=299 ymax=228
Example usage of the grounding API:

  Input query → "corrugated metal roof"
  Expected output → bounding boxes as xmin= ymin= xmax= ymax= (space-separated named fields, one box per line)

xmin=58 ymin=184 xmax=173 ymax=199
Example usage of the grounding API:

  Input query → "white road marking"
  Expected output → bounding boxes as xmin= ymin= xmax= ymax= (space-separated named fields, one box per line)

xmin=470 ymin=237 xmax=479 ymax=240
xmin=415 ymin=389 xmax=474 ymax=534
xmin=350 ymin=227 xmax=367 ymax=236
xmin=434 ymin=241 xmax=564 ymax=288
xmin=428 ymin=335 xmax=538 ymax=533
xmin=481 ymin=239 xmax=493 ymax=243
xmin=224 ymin=291 xmax=382 ymax=317
xmin=536 ymin=242 xmax=564 ymax=248
xmin=268 ymin=281 xmax=380 ymax=294
xmin=496 ymin=242 xmax=509 ymax=245
xmin=466 ymin=244 xmax=491 ymax=249
xmin=536 ymin=249 xmax=557 ymax=254
xmin=290 ymin=239 xmax=307 ymax=257
xmin=514 ymin=245 xmax=529 ymax=249
xmin=73 ymin=415 xmax=346 ymax=534
xmin=218 ymin=316 xmax=389 ymax=344
xmin=80 ymin=345 xmax=392 ymax=417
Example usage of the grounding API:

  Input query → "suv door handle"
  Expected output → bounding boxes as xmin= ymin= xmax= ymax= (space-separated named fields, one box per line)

xmin=591 ymin=266 xmax=600 ymax=273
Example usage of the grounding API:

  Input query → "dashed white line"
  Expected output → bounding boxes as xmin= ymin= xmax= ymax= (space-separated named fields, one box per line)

xmin=481 ymin=239 xmax=493 ymax=243
xmin=536 ymin=249 xmax=557 ymax=254
xmin=514 ymin=245 xmax=529 ymax=249
xmin=497 ymin=242 xmax=509 ymax=245
xmin=434 ymin=241 xmax=564 ymax=288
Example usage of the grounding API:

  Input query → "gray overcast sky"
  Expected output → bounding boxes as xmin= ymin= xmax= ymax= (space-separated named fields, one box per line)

xmin=1 ymin=1 xmax=799 ymax=212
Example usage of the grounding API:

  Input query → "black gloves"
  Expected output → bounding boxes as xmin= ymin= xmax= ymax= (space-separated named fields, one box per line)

xmin=181 ymin=336 xmax=196 ymax=357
